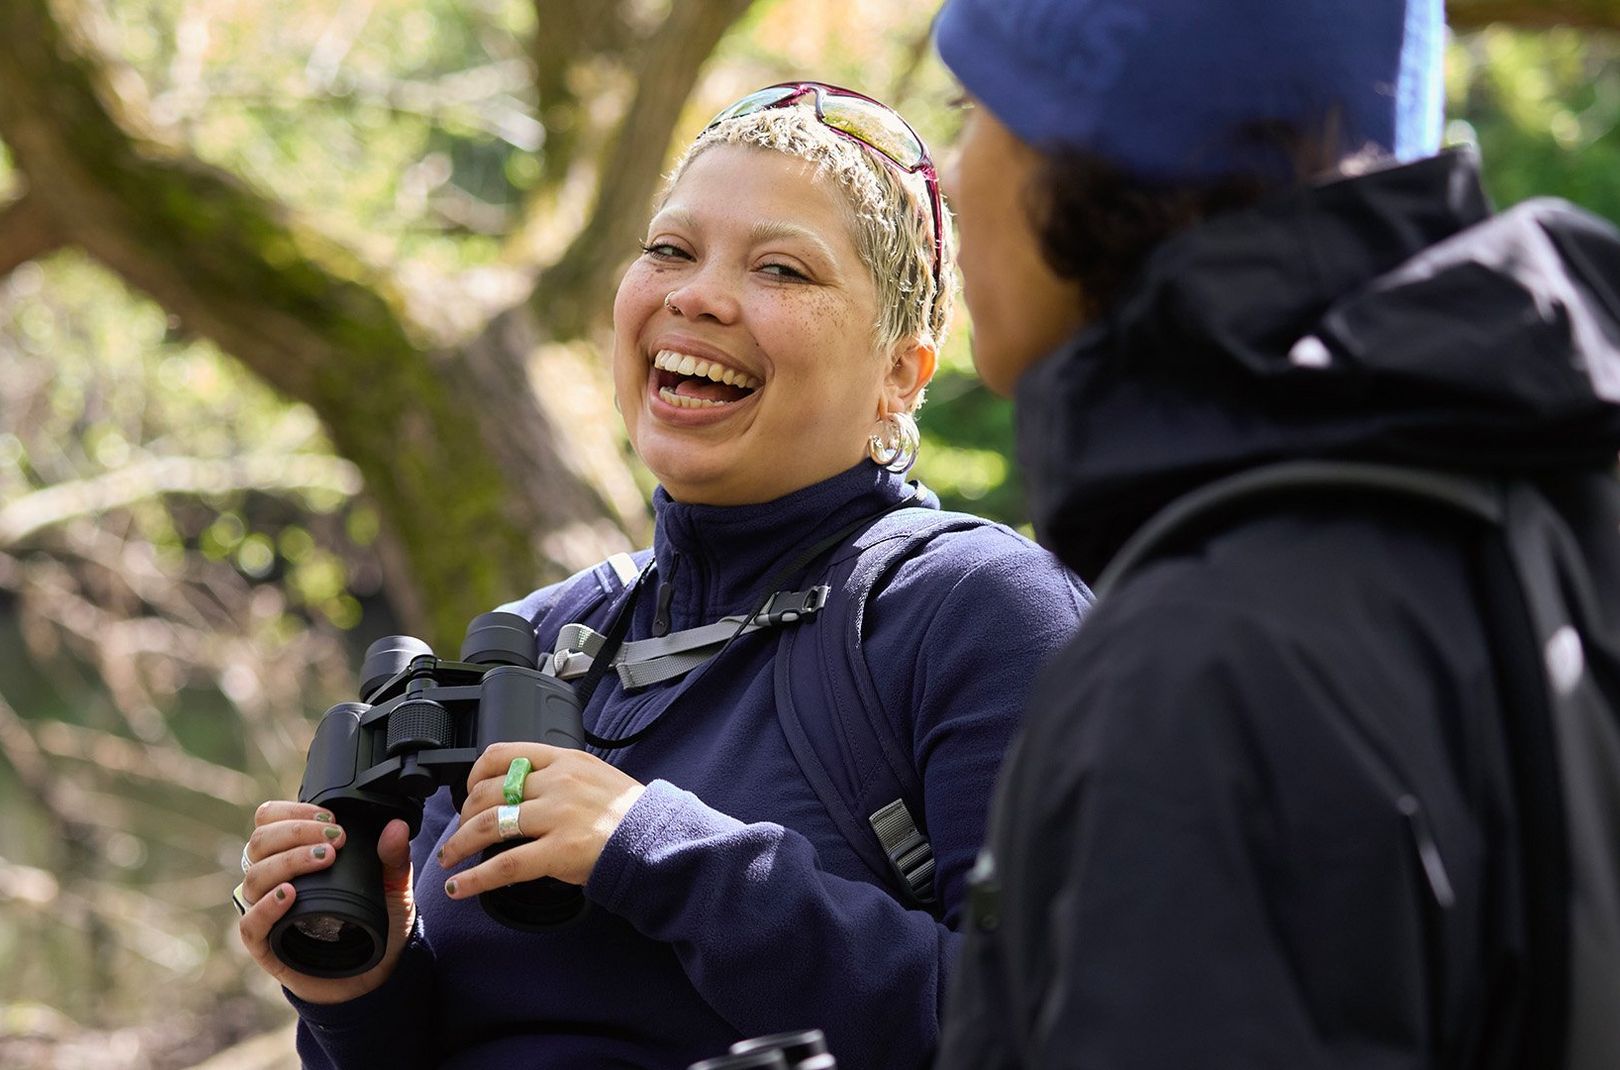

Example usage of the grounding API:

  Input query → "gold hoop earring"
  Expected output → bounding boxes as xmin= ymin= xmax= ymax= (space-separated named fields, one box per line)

xmin=867 ymin=410 xmax=920 ymax=473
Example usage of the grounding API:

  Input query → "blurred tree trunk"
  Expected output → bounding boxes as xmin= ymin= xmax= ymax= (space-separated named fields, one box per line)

xmin=532 ymin=0 xmax=757 ymax=338
xmin=0 ymin=188 xmax=64 ymax=277
xmin=0 ymin=0 xmax=757 ymax=647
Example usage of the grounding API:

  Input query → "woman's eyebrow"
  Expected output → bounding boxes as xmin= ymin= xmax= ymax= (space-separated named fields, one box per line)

xmin=747 ymin=220 xmax=838 ymax=267
xmin=647 ymin=207 xmax=697 ymax=233
xmin=647 ymin=209 xmax=840 ymax=267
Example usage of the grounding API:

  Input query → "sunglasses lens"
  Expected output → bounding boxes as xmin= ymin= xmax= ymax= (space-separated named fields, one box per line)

xmin=818 ymin=96 xmax=926 ymax=170
xmin=700 ymin=82 xmax=940 ymax=285
xmin=708 ymin=85 xmax=803 ymax=127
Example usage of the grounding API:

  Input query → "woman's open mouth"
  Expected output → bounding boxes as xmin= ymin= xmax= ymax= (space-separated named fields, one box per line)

xmin=650 ymin=349 xmax=762 ymax=410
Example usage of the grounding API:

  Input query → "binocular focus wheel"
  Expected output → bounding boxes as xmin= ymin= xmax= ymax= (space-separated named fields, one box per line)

xmin=386 ymin=697 xmax=455 ymax=755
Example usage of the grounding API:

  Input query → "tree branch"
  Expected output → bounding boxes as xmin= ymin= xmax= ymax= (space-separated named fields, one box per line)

xmin=0 ymin=687 xmax=68 ymax=823
xmin=32 ymin=719 xmax=260 ymax=807
xmin=0 ymin=0 xmax=638 ymax=646
xmin=0 ymin=454 xmax=361 ymax=547
xmin=534 ymin=0 xmax=759 ymax=339
xmin=1450 ymin=0 xmax=1620 ymax=32
xmin=531 ymin=0 xmax=622 ymax=197
xmin=0 ymin=187 xmax=65 ymax=280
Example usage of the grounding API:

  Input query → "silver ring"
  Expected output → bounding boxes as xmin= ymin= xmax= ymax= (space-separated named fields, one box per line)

xmin=664 ymin=291 xmax=679 ymax=314
xmin=240 ymin=843 xmax=253 ymax=873
xmin=496 ymin=804 xmax=523 ymax=841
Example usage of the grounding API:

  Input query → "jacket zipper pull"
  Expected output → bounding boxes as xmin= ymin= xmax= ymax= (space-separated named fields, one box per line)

xmin=1398 ymin=795 xmax=1456 ymax=910
xmin=651 ymin=552 xmax=679 ymax=637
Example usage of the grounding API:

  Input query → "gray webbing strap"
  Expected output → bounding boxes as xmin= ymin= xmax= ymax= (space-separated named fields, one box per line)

xmin=549 ymin=586 xmax=832 ymax=690
xmin=869 ymin=798 xmax=936 ymax=904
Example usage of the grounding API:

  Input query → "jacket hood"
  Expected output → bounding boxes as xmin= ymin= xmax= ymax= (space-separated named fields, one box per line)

xmin=1018 ymin=148 xmax=1620 ymax=579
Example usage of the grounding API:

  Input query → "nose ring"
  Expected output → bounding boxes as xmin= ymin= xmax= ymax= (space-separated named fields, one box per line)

xmin=664 ymin=291 xmax=681 ymax=315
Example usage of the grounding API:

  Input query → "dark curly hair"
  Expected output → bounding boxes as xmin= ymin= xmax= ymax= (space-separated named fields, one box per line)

xmin=1025 ymin=119 xmax=1381 ymax=315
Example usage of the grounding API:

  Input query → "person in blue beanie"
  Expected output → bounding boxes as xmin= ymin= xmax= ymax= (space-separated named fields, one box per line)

xmin=932 ymin=1 xmax=1620 ymax=1067
xmin=234 ymin=84 xmax=1089 ymax=1069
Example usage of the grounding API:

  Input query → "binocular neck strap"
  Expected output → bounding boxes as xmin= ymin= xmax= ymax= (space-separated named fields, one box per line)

xmin=568 ymin=486 xmax=920 ymax=747
xmin=549 ymin=586 xmax=832 ymax=690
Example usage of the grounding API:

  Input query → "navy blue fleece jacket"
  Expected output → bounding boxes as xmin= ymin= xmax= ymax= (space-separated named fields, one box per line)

xmin=289 ymin=462 xmax=1088 ymax=1069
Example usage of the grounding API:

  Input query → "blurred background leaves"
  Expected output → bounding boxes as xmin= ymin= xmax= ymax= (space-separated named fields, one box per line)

xmin=0 ymin=1 xmax=1616 ymax=1065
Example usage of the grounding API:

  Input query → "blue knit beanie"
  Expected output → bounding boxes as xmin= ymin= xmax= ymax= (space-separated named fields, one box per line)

xmin=934 ymin=0 xmax=1444 ymax=184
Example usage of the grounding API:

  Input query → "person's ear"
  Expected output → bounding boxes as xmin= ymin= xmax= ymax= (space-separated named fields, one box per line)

xmin=879 ymin=336 xmax=937 ymax=416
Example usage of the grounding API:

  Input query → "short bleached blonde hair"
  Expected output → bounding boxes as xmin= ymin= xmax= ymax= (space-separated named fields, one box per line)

xmin=660 ymin=102 xmax=956 ymax=368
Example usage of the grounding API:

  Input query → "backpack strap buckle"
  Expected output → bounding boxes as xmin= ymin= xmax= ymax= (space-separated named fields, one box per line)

xmin=757 ymin=585 xmax=831 ymax=626
xmin=869 ymin=798 xmax=937 ymax=905
xmin=547 ymin=586 xmax=835 ymax=688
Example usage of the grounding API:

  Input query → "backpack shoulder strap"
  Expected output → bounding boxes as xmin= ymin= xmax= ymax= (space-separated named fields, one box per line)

xmin=1494 ymin=475 xmax=1620 ymax=1070
xmin=1093 ymin=459 xmax=1503 ymax=599
xmin=503 ymin=550 xmax=650 ymax=647
xmin=773 ymin=506 xmax=993 ymax=912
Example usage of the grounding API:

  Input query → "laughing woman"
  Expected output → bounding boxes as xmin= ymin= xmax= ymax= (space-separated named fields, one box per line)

xmin=235 ymin=84 xmax=1088 ymax=1070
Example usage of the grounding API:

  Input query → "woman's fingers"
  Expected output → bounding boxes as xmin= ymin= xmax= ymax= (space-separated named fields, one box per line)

xmin=440 ymin=796 xmax=527 ymax=870
xmin=237 ymin=875 xmax=297 ymax=966
xmin=241 ymin=835 xmax=341 ymax=905
xmin=463 ymin=742 xmax=565 ymax=796
xmin=253 ymin=800 xmax=333 ymax=828
xmin=458 ymin=760 xmax=547 ymax=819
xmin=246 ymin=818 xmax=344 ymax=871
xmin=441 ymin=834 xmax=563 ymax=901
xmin=441 ymin=746 xmax=646 ymax=886
xmin=242 ymin=800 xmax=346 ymax=907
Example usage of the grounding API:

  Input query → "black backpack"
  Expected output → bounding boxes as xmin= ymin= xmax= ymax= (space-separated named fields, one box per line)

xmin=1092 ymin=459 xmax=1620 ymax=1070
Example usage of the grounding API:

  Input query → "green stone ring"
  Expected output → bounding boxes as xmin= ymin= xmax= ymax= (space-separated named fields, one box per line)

xmin=502 ymin=756 xmax=533 ymax=806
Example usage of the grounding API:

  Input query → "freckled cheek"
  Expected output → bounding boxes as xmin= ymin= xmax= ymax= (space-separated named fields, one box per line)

xmin=612 ymin=267 xmax=662 ymax=331
xmin=791 ymin=288 xmax=862 ymax=338
xmin=611 ymin=272 xmax=661 ymax=393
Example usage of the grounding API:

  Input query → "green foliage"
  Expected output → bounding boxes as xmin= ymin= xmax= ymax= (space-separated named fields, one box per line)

xmin=109 ymin=0 xmax=542 ymax=270
xmin=1452 ymin=29 xmax=1620 ymax=221
xmin=913 ymin=328 xmax=1024 ymax=523
xmin=0 ymin=252 xmax=379 ymax=634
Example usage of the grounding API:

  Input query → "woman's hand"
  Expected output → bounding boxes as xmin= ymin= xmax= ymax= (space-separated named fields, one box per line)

xmin=236 ymin=801 xmax=416 ymax=1005
xmin=437 ymin=743 xmax=647 ymax=896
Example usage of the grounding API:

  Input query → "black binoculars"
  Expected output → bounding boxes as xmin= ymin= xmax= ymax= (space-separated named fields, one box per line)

xmin=269 ymin=611 xmax=587 ymax=978
xmin=689 ymin=1029 xmax=836 ymax=1069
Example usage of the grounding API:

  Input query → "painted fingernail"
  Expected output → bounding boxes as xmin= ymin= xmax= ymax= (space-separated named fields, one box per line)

xmin=323 ymin=826 xmax=341 ymax=840
xmin=312 ymin=846 xmax=328 ymax=860
xmin=436 ymin=847 xmax=445 ymax=864
xmin=314 ymin=812 xmax=332 ymax=823
xmin=445 ymin=879 xmax=458 ymax=897
xmin=275 ymin=887 xmax=287 ymax=902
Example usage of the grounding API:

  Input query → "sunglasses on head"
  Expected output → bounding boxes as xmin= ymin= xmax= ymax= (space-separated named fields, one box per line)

xmin=705 ymin=81 xmax=945 ymax=295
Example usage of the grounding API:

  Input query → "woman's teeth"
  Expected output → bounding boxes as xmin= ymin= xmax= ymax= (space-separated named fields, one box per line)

xmin=659 ymin=389 xmax=728 ymax=409
xmin=652 ymin=350 xmax=761 ymax=390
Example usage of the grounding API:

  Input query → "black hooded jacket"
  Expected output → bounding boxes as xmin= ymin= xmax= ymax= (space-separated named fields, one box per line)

xmin=937 ymin=151 xmax=1620 ymax=1069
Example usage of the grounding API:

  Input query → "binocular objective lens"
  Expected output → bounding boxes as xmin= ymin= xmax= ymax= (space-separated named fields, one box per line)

xmin=274 ymin=912 xmax=380 ymax=976
xmin=293 ymin=916 xmax=347 ymax=943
